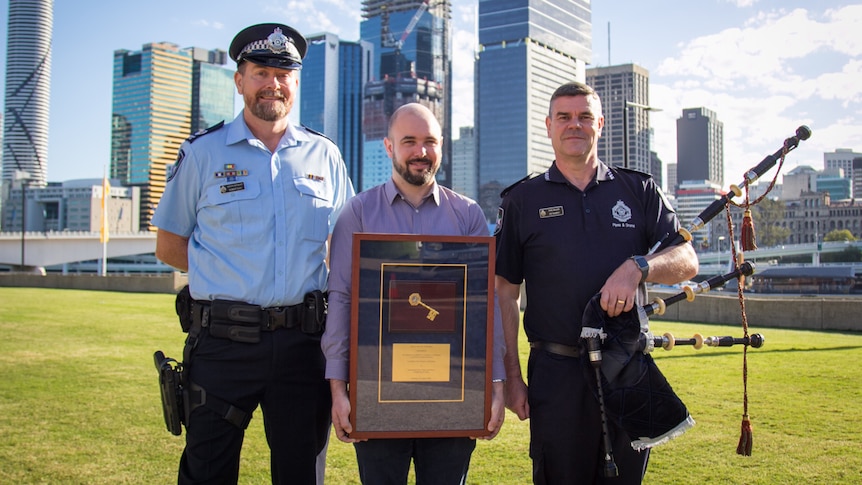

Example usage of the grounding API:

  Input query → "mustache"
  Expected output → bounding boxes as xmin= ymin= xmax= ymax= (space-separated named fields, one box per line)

xmin=407 ymin=157 xmax=433 ymax=165
xmin=257 ymin=90 xmax=285 ymax=99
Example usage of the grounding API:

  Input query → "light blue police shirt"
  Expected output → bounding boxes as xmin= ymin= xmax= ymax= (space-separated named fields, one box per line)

xmin=152 ymin=113 xmax=355 ymax=308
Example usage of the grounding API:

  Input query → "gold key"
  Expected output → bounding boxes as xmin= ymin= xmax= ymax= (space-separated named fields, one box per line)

xmin=408 ymin=293 xmax=439 ymax=321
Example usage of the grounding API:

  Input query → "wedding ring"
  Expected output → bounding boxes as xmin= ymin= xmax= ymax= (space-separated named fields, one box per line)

xmin=616 ymin=299 xmax=626 ymax=305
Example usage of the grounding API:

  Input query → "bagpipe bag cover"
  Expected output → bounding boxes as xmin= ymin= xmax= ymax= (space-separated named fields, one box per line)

xmin=580 ymin=293 xmax=695 ymax=450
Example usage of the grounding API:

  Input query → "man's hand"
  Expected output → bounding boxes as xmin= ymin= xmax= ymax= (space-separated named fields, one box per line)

xmin=599 ymin=258 xmax=641 ymax=317
xmin=329 ymin=379 xmax=359 ymax=443
xmin=505 ymin=376 xmax=530 ymax=420
xmin=479 ymin=380 xmax=506 ymax=440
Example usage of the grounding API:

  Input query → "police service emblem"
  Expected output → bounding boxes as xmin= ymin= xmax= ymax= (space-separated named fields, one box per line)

xmin=612 ymin=200 xmax=632 ymax=223
xmin=494 ymin=207 xmax=504 ymax=235
xmin=267 ymin=28 xmax=289 ymax=53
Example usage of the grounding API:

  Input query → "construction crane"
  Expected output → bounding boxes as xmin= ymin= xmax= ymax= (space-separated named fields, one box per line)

xmin=381 ymin=0 xmax=430 ymax=50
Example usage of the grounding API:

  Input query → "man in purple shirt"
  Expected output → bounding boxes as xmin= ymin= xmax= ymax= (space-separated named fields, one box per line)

xmin=321 ymin=103 xmax=505 ymax=484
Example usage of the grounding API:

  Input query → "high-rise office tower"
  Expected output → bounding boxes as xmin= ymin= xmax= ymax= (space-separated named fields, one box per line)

xmin=301 ymin=33 xmax=371 ymax=191
xmin=824 ymin=148 xmax=861 ymax=198
xmin=676 ymin=107 xmax=724 ymax=188
xmin=111 ymin=43 xmax=233 ymax=231
xmin=360 ymin=0 xmax=452 ymax=191
xmin=2 ymin=0 xmax=53 ymax=187
xmin=451 ymin=126 xmax=477 ymax=200
xmin=586 ymin=64 xmax=654 ymax=175
xmin=476 ymin=0 xmax=591 ymax=219
xmin=189 ymin=48 xmax=233 ymax=133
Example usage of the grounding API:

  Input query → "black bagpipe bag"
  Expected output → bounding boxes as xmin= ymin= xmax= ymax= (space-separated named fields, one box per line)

xmin=579 ymin=293 xmax=695 ymax=450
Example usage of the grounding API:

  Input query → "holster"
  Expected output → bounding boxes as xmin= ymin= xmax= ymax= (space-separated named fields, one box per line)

xmin=153 ymin=351 xmax=184 ymax=436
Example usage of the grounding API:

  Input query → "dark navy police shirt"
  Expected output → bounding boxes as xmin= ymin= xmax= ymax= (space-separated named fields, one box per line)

xmin=494 ymin=160 xmax=680 ymax=346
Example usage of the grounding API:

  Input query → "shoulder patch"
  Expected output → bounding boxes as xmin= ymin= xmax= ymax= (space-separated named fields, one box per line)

xmin=186 ymin=120 xmax=225 ymax=144
xmin=167 ymin=149 xmax=185 ymax=183
xmin=301 ymin=124 xmax=335 ymax=143
xmin=500 ymin=172 xmax=539 ymax=198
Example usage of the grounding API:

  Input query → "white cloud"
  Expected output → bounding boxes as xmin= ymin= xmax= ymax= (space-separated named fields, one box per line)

xmin=721 ymin=0 xmax=760 ymax=7
xmin=652 ymin=5 xmax=861 ymax=183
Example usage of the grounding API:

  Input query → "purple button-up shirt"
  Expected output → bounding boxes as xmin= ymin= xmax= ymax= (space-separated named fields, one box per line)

xmin=321 ymin=178 xmax=506 ymax=382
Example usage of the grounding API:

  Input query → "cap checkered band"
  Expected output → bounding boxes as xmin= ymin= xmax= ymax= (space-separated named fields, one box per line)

xmin=239 ymin=27 xmax=300 ymax=59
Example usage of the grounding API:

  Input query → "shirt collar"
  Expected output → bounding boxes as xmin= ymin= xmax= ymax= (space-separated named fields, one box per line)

xmin=383 ymin=178 xmax=441 ymax=206
xmin=225 ymin=112 xmax=308 ymax=148
xmin=545 ymin=159 xmax=613 ymax=186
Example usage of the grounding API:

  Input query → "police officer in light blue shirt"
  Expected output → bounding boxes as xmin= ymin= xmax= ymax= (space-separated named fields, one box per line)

xmin=152 ymin=23 xmax=355 ymax=485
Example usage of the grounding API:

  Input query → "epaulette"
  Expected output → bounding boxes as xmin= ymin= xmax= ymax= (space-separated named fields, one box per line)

xmin=186 ymin=121 xmax=225 ymax=144
xmin=500 ymin=172 xmax=539 ymax=198
xmin=301 ymin=124 xmax=335 ymax=143
xmin=615 ymin=166 xmax=653 ymax=179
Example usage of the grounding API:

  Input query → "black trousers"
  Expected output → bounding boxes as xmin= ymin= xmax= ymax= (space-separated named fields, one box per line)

xmin=527 ymin=348 xmax=649 ymax=485
xmin=178 ymin=327 xmax=331 ymax=485
xmin=354 ymin=437 xmax=476 ymax=485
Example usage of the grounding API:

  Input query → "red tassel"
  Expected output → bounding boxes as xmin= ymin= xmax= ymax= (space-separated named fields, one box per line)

xmin=736 ymin=414 xmax=753 ymax=456
xmin=741 ymin=209 xmax=757 ymax=251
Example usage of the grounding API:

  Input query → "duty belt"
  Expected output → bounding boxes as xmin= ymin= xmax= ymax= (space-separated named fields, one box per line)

xmin=530 ymin=340 xmax=582 ymax=358
xmin=194 ymin=299 xmax=303 ymax=331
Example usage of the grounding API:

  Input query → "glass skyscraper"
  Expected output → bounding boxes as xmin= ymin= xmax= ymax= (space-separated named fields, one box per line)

xmin=676 ymin=107 xmax=724 ymax=188
xmin=586 ymin=63 xmax=653 ymax=174
xmin=2 ymin=0 xmax=53 ymax=188
xmin=360 ymin=0 xmax=452 ymax=191
xmin=476 ymin=0 xmax=591 ymax=220
xmin=301 ymin=33 xmax=370 ymax=192
xmin=111 ymin=43 xmax=233 ymax=231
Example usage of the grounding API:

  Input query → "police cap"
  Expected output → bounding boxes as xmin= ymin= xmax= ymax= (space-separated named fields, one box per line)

xmin=229 ymin=23 xmax=307 ymax=70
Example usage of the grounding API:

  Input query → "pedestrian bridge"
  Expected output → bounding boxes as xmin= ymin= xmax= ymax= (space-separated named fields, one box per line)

xmin=0 ymin=231 xmax=156 ymax=268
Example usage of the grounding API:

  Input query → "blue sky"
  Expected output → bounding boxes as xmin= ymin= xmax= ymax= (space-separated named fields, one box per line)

xmin=1 ymin=0 xmax=860 ymax=187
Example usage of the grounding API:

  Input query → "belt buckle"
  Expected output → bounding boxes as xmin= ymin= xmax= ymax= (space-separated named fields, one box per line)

xmin=266 ymin=307 xmax=287 ymax=330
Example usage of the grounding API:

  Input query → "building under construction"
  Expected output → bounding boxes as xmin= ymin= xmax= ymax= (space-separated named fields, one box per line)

xmin=359 ymin=0 xmax=452 ymax=191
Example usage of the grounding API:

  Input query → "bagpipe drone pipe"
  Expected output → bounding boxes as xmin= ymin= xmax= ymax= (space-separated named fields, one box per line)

xmin=579 ymin=264 xmax=759 ymax=477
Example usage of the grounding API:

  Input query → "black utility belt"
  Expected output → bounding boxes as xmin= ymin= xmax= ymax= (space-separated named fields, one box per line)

xmin=530 ymin=340 xmax=582 ymax=358
xmin=189 ymin=290 xmax=327 ymax=343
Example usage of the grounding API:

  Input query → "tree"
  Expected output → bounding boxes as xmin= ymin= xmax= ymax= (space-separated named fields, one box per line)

xmin=824 ymin=229 xmax=857 ymax=242
xmin=751 ymin=198 xmax=791 ymax=247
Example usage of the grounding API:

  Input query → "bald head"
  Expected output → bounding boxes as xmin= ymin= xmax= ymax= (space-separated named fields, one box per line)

xmin=388 ymin=103 xmax=441 ymax=139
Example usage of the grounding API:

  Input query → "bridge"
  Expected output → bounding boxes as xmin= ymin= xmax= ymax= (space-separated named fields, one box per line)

xmin=0 ymin=231 xmax=156 ymax=269
xmin=1 ymin=232 xmax=860 ymax=274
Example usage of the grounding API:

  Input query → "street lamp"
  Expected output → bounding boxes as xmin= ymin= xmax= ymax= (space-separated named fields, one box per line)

xmin=13 ymin=170 xmax=32 ymax=270
xmin=622 ymin=100 xmax=662 ymax=169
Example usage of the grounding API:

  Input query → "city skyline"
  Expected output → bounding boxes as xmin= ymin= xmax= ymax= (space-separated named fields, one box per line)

xmin=0 ymin=0 xmax=859 ymax=189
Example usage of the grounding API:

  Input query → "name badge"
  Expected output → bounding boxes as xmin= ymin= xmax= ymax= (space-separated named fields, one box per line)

xmin=539 ymin=206 xmax=564 ymax=218
xmin=220 ymin=182 xmax=245 ymax=194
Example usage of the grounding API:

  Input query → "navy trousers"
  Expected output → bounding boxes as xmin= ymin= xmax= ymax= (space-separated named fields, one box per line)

xmin=178 ymin=327 xmax=331 ymax=485
xmin=354 ymin=437 xmax=476 ymax=485
xmin=527 ymin=348 xmax=649 ymax=485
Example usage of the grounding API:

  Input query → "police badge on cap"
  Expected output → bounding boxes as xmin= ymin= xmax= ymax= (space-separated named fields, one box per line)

xmin=229 ymin=23 xmax=308 ymax=70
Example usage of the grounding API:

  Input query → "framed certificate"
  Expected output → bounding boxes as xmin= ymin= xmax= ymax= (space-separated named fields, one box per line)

xmin=348 ymin=233 xmax=495 ymax=439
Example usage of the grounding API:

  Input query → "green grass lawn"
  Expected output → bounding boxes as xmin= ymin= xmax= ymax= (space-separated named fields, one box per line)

xmin=1 ymin=287 xmax=861 ymax=484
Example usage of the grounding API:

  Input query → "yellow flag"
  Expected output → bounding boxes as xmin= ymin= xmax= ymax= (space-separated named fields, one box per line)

xmin=100 ymin=176 xmax=110 ymax=243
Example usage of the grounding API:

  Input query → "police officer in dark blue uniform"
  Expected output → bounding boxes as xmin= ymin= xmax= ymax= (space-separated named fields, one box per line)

xmin=153 ymin=23 xmax=354 ymax=484
xmin=494 ymin=82 xmax=698 ymax=484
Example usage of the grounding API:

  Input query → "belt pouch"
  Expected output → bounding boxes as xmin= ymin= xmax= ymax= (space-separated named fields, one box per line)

xmin=302 ymin=290 xmax=327 ymax=334
xmin=209 ymin=300 xmax=261 ymax=343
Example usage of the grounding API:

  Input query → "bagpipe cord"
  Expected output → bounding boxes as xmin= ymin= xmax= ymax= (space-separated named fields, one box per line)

xmin=726 ymin=205 xmax=754 ymax=456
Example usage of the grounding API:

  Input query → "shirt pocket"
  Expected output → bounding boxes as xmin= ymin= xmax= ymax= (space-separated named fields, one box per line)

xmin=292 ymin=176 xmax=334 ymax=242
xmin=201 ymin=179 xmax=263 ymax=231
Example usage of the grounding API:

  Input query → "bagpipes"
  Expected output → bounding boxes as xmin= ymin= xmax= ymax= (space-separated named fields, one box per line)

xmin=580 ymin=126 xmax=812 ymax=477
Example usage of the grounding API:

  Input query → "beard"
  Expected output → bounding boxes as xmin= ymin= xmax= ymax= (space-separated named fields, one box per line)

xmin=393 ymin=156 xmax=438 ymax=186
xmin=247 ymin=89 xmax=290 ymax=122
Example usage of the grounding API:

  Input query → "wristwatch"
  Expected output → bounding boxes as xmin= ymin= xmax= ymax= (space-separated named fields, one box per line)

xmin=630 ymin=255 xmax=649 ymax=284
